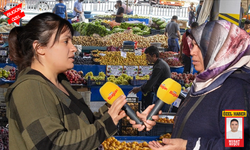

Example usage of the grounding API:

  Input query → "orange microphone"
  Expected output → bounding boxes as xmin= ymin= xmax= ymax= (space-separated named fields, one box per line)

xmin=100 ymin=82 xmax=143 ymax=125
xmin=147 ymin=78 xmax=181 ymax=120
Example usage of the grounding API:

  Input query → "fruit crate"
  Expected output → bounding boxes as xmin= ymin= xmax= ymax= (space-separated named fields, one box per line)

xmin=129 ymin=79 xmax=147 ymax=86
xmin=87 ymin=76 xmax=107 ymax=86
xmin=117 ymin=98 xmax=141 ymax=136
xmin=139 ymin=122 xmax=173 ymax=136
xmin=150 ymin=29 xmax=165 ymax=35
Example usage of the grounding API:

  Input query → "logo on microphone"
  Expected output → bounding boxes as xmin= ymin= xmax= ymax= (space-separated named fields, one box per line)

xmin=108 ymin=89 xmax=118 ymax=100
xmin=169 ymin=90 xmax=178 ymax=98
xmin=160 ymin=84 xmax=168 ymax=91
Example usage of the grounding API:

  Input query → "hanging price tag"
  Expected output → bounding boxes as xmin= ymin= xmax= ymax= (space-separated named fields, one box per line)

xmin=172 ymin=98 xmax=181 ymax=108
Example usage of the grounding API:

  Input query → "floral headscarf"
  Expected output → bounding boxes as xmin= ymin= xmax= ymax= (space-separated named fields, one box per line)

xmin=187 ymin=20 xmax=250 ymax=96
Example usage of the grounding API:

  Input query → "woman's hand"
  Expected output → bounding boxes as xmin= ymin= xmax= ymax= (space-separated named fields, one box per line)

xmin=127 ymin=104 xmax=162 ymax=131
xmin=149 ymin=138 xmax=187 ymax=150
xmin=108 ymin=95 xmax=127 ymax=125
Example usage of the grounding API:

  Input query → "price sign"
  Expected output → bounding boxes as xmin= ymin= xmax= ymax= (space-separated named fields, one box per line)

xmin=123 ymin=66 xmax=138 ymax=76
xmin=121 ymin=51 xmax=127 ymax=58
xmin=106 ymin=65 xmax=123 ymax=76
xmin=138 ymin=66 xmax=153 ymax=76
xmin=134 ymin=50 xmax=142 ymax=56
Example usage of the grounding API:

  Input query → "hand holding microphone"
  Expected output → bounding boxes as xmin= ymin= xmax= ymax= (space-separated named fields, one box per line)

xmin=147 ymin=78 xmax=181 ymax=121
xmin=100 ymin=82 xmax=144 ymax=125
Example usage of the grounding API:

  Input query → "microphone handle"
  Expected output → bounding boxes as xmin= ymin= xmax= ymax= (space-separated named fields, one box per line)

xmin=147 ymin=100 xmax=165 ymax=120
xmin=122 ymin=103 xmax=143 ymax=125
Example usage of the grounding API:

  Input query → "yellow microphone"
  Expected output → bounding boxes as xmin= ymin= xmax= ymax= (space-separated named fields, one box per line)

xmin=147 ymin=78 xmax=181 ymax=120
xmin=100 ymin=82 xmax=143 ymax=125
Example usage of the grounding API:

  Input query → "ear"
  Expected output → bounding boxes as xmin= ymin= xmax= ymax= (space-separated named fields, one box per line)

xmin=33 ymin=41 xmax=45 ymax=55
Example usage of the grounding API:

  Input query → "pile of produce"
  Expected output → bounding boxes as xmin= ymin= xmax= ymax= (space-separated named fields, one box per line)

xmin=95 ymin=51 xmax=148 ymax=66
xmin=72 ymin=21 xmax=110 ymax=37
xmin=112 ymin=22 xmax=150 ymax=35
xmin=64 ymin=69 xmax=85 ymax=84
xmin=84 ymin=71 xmax=106 ymax=85
xmin=135 ymin=75 xmax=150 ymax=80
xmin=96 ymin=14 xmax=149 ymax=19
xmin=102 ymin=137 xmax=151 ymax=150
xmin=171 ymin=72 xmax=197 ymax=88
xmin=107 ymin=74 xmax=132 ymax=85
xmin=159 ymin=51 xmax=180 ymax=58
xmin=0 ymin=22 xmax=15 ymax=33
xmin=73 ymin=32 xmax=168 ymax=48
xmin=159 ymin=51 xmax=183 ymax=67
xmin=156 ymin=118 xmax=174 ymax=124
xmin=159 ymin=133 xmax=172 ymax=140
xmin=150 ymin=18 xmax=167 ymax=30
xmin=0 ymin=67 xmax=16 ymax=80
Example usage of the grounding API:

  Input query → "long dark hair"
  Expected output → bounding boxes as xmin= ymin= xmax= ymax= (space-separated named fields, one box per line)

xmin=8 ymin=12 xmax=74 ymax=71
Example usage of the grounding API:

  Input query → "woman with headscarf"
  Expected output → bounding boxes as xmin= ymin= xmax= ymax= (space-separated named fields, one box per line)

xmin=148 ymin=20 xmax=250 ymax=150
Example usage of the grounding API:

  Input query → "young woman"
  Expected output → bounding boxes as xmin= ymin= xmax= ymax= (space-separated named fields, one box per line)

xmin=6 ymin=12 xmax=158 ymax=150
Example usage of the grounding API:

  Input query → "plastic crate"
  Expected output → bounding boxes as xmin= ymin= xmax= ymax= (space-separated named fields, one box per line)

xmin=87 ymin=76 xmax=107 ymax=86
xmin=139 ymin=122 xmax=173 ymax=136
xmin=129 ymin=79 xmax=147 ymax=86
xmin=117 ymin=101 xmax=141 ymax=136
xmin=150 ymin=29 xmax=165 ymax=35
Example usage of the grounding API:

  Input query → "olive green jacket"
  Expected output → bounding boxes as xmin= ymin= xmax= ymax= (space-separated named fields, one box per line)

xmin=5 ymin=67 xmax=117 ymax=150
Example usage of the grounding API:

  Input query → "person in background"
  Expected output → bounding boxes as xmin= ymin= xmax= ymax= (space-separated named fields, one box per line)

xmin=6 ymin=12 xmax=158 ymax=150
xmin=121 ymin=3 xmax=133 ymax=15
xmin=112 ymin=1 xmax=124 ymax=23
xmin=164 ymin=15 xmax=181 ymax=53
xmin=73 ymin=0 xmax=84 ymax=21
xmin=53 ymin=0 xmax=68 ymax=20
xmin=188 ymin=2 xmax=196 ymax=26
xmin=148 ymin=20 xmax=250 ymax=150
xmin=179 ymin=22 xmax=199 ymax=74
xmin=243 ymin=20 xmax=250 ymax=33
xmin=196 ymin=0 xmax=203 ymax=22
xmin=239 ymin=2 xmax=244 ymax=28
xmin=129 ymin=46 xmax=171 ymax=112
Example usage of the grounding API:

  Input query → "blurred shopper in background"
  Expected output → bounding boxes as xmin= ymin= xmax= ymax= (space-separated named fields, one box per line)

xmin=53 ymin=0 xmax=68 ymax=20
xmin=121 ymin=3 xmax=133 ymax=15
xmin=179 ymin=22 xmax=199 ymax=74
xmin=243 ymin=20 xmax=250 ymax=33
xmin=196 ymin=0 xmax=203 ymax=22
xmin=112 ymin=1 xmax=124 ymax=23
xmin=164 ymin=15 xmax=181 ymax=53
xmin=73 ymin=0 xmax=85 ymax=22
xmin=188 ymin=2 xmax=196 ymax=26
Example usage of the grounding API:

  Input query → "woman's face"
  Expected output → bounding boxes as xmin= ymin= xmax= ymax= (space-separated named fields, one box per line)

xmin=190 ymin=40 xmax=205 ymax=73
xmin=44 ymin=28 xmax=77 ymax=73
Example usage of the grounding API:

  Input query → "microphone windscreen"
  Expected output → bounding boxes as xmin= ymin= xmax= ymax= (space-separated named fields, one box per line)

xmin=100 ymin=82 xmax=125 ymax=104
xmin=157 ymin=78 xmax=181 ymax=104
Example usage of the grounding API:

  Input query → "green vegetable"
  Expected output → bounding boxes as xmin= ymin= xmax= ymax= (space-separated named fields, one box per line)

xmin=156 ymin=20 xmax=165 ymax=26
xmin=132 ymin=27 xmax=142 ymax=32
xmin=81 ymin=22 xmax=110 ymax=37
xmin=159 ymin=23 xmax=167 ymax=29
xmin=112 ymin=28 xmax=125 ymax=33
